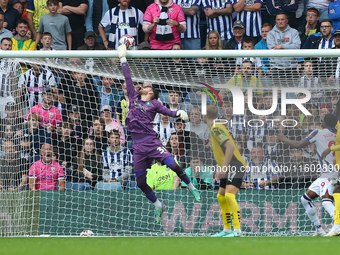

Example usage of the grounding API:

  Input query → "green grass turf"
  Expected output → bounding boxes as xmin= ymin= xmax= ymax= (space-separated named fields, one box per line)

xmin=1 ymin=237 xmax=340 ymax=255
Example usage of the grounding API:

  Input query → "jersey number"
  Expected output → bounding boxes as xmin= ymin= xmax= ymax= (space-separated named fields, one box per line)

xmin=227 ymin=171 xmax=236 ymax=182
xmin=157 ymin=147 xmax=167 ymax=154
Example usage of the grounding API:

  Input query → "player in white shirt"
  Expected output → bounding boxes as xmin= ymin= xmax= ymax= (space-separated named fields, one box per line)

xmin=279 ymin=114 xmax=338 ymax=236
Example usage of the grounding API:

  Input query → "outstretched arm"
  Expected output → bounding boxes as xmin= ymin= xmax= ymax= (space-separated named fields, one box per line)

xmin=118 ymin=45 xmax=138 ymax=100
xmin=278 ymin=133 xmax=309 ymax=148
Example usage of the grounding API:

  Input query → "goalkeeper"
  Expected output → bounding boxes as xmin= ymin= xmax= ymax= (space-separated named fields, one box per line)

xmin=321 ymin=99 xmax=340 ymax=236
xmin=117 ymin=44 xmax=201 ymax=224
xmin=204 ymin=104 xmax=246 ymax=237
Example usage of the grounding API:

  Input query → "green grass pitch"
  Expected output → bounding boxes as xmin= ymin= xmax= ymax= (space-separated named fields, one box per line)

xmin=1 ymin=237 xmax=340 ymax=255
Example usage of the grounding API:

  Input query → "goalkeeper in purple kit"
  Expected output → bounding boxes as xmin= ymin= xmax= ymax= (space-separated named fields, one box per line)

xmin=118 ymin=44 xmax=201 ymax=224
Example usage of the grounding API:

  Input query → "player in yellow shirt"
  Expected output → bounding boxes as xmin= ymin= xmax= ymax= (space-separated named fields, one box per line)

xmin=321 ymin=99 xmax=340 ymax=236
xmin=204 ymin=104 xmax=246 ymax=237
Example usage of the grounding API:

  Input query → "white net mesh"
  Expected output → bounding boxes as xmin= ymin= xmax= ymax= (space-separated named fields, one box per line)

xmin=0 ymin=50 xmax=338 ymax=236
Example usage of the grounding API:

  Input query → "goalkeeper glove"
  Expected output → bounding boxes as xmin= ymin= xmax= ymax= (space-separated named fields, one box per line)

xmin=176 ymin=110 xmax=188 ymax=121
xmin=117 ymin=44 xmax=127 ymax=63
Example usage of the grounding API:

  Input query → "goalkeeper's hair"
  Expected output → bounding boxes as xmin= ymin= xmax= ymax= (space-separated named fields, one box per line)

xmin=152 ymin=87 xmax=159 ymax=100
xmin=207 ymin=104 xmax=218 ymax=119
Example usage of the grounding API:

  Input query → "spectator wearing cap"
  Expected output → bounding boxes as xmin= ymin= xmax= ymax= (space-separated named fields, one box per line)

xmin=85 ymin=0 xmax=110 ymax=44
xmin=58 ymin=0 xmax=88 ymax=50
xmin=25 ymin=87 xmax=62 ymax=133
xmin=99 ymin=0 xmax=143 ymax=50
xmin=267 ymin=13 xmax=301 ymax=86
xmin=143 ymin=0 xmax=186 ymax=50
xmin=77 ymin=31 xmax=106 ymax=50
xmin=18 ymin=64 xmax=57 ymax=108
xmin=233 ymin=0 xmax=263 ymax=43
xmin=0 ymin=0 xmax=21 ymax=35
xmin=224 ymin=20 xmax=251 ymax=49
xmin=202 ymin=0 xmax=233 ymax=42
xmin=67 ymin=105 xmax=87 ymax=139
xmin=35 ymin=0 xmax=72 ymax=50
xmin=101 ymin=105 xmax=125 ymax=145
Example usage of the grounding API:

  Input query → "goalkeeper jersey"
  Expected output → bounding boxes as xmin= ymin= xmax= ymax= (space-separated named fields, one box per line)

xmin=210 ymin=123 xmax=246 ymax=168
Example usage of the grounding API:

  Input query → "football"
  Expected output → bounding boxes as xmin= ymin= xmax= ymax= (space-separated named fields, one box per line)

xmin=119 ymin=35 xmax=136 ymax=50
xmin=80 ymin=230 xmax=95 ymax=237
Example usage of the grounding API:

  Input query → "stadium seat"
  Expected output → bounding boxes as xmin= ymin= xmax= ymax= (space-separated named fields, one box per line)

xmin=126 ymin=181 xmax=140 ymax=190
xmin=94 ymin=182 xmax=123 ymax=191
xmin=65 ymin=182 xmax=91 ymax=191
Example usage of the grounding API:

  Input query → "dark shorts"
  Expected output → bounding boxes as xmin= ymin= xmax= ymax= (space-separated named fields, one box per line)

xmin=219 ymin=163 xmax=245 ymax=189
xmin=133 ymin=135 xmax=172 ymax=173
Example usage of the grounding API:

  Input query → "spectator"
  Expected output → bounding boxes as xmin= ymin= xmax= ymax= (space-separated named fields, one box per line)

xmin=25 ymin=87 xmax=62 ymax=133
xmin=185 ymin=107 xmax=210 ymax=143
xmin=67 ymin=105 xmax=87 ymax=138
xmin=13 ymin=1 xmax=25 ymax=18
xmin=21 ymin=113 xmax=52 ymax=159
xmin=218 ymin=97 xmax=246 ymax=141
xmin=143 ymin=0 xmax=186 ymax=50
xmin=77 ymin=31 xmax=105 ymax=50
xmin=167 ymin=133 xmax=188 ymax=169
xmin=100 ymin=105 xmax=126 ymax=145
xmin=233 ymin=0 xmax=263 ymax=42
xmin=266 ymin=0 xmax=298 ymax=28
xmin=146 ymin=160 xmax=180 ymax=190
xmin=331 ymin=91 xmax=340 ymax=114
xmin=53 ymin=121 xmax=82 ymax=181
xmin=302 ymin=19 xmax=333 ymax=49
xmin=202 ymin=0 xmax=233 ymax=42
xmin=174 ymin=0 xmax=201 ymax=50
xmin=263 ymin=127 xmax=288 ymax=165
xmin=307 ymin=0 xmax=331 ymax=22
xmin=297 ymin=60 xmax=323 ymax=106
xmin=62 ymin=69 xmax=99 ymax=123
xmin=18 ymin=64 xmax=57 ymax=108
xmin=243 ymin=145 xmax=280 ymax=190
xmin=255 ymin=23 xmax=272 ymax=84
xmin=35 ymin=0 xmax=72 ymax=50
xmin=88 ymin=117 xmax=108 ymax=156
xmin=153 ymin=106 xmax=175 ymax=146
xmin=0 ymin=11 xmax=12 ymax=41
xmin=58 ymin=0 xmax=88 ymax=50
xmin=74 ymin=138 xmax=102 ymax=189
xmin=0 ymin=102 xmax=24 ymax=138
xmin=167 ymin=87 xmax=192 ymax=123
xmin=99 ymin=0 xmax=144 ymax=50
xmin=29 ymin=143 xmax=65 ymax=190
xmin=326 ymin=30 xmax=340 ymax=86
xmin=320 ymin=104 xmax=332 ymax=122
xmin=116 ymin=82 xmax=129 ymax=126
xmin=101 ymin=130 xmax=133 ymax=187
xmin=246 ymin=114 xmax=267 ymax=153
xmin=52 ymin=87 xmax=66 ymax=117
xmin=329 ymin=0 xmax=340 ymax=31
xmin=96 ymin=76 xmax=120 ymax=114
xmin=182 ymin=153 xmax=213 ymax=190
xmin=297 ymin=8 xmax=320 ymax=47
xmin=185 ymin=87 xmax=215 ymax=107
xmin=11 ymin=19 xmax=36 ymax=50
xmin=38 ymin=32 xmax=53 ymax=51
xmin=26 ymin=0 xmax=49 ymax=40
xmin=220 ymin=59 xmax=263 ymax=98
xmin=234 ymin=38 xmax=262 ymax=78
xmin=224 ymin=20 xmax=251 ymax=49
xmin=173 ymin=118 xmax=204 ymax=154
xmin=267 ymin=13 xmax=301 ymax=86
xmin=85 ymin=0 xmax=110 ymax=44
xmin=0 ymin=0 xmax=20 ymax=34
xmin=19 ymin=133 xmax=36 ymax=163
xmin=0 ymin=140 xmax=29 ymax=191
xmin=205 ymin=30 xmax=223 ymax=50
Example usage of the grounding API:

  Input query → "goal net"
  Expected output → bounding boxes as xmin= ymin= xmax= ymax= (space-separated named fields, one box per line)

xmin=0 ymin=49 xmax=338 ymax=237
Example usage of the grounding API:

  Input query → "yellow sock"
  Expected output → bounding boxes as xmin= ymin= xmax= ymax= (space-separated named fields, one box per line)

xmin=217 ymin=193 xmax=232 ymax=230
xmin=225 ymin=193 xmax=241 ymax=230
xmin=334 ymin=193 xmax=340 ymax=225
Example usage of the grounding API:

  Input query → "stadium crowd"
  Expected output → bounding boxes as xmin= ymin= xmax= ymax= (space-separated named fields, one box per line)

xmin=0 ymin=0 xmax=340 ymax=191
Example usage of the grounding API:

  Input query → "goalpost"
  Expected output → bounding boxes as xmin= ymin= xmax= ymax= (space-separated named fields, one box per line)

xmin=0 ymin=49 xmax=338 ymax=237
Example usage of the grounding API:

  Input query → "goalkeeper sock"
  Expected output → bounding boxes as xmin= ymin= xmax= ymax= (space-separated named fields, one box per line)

xmin=301 ymin=194 xmax=321 ymax=229
xmin=334 ymin=193 xmax=340 ymax=225
xmin=225 ymin=193 xmax=241 ymax=230
xmin=322 ymin=198 xmax=335 ymax=219
xmin=217 ymin=193 xmax=232 ymax=231
xmin=167 ymin=162 xmax=191 ymax=186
